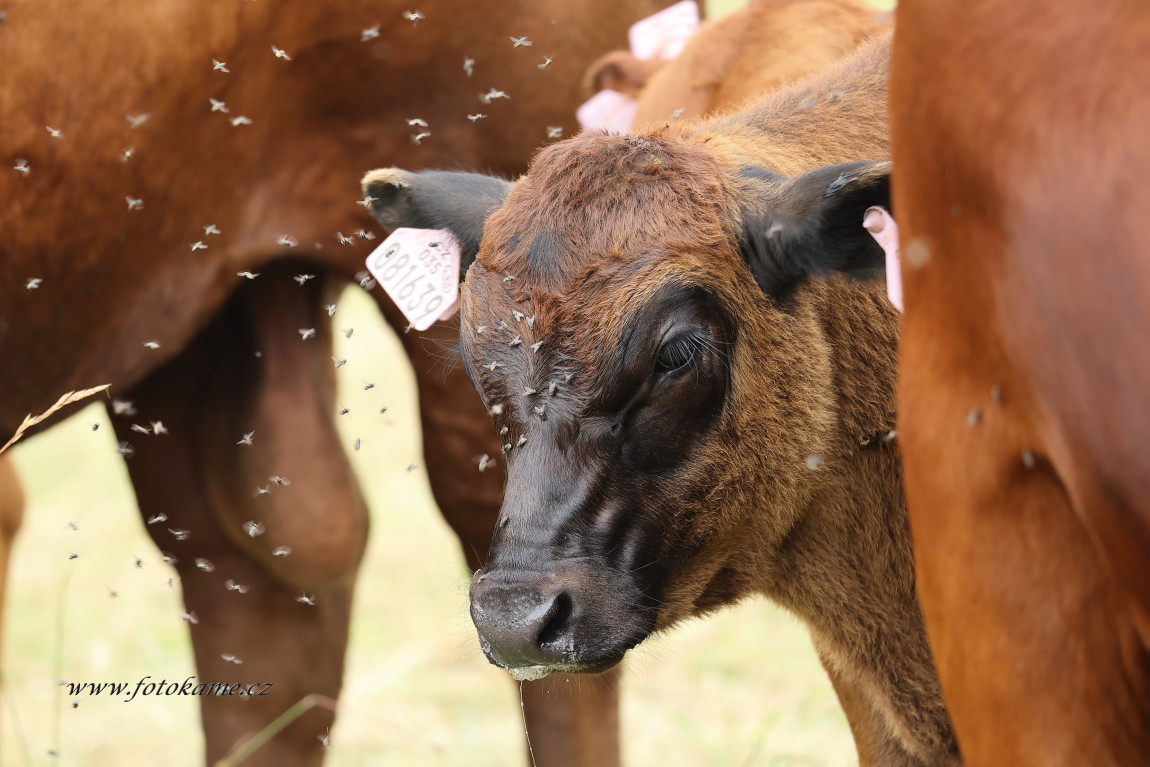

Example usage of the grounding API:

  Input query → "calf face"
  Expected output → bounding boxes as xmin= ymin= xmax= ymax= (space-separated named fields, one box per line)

xmin=467 ymin=141 xmax=893 ymax=678
xmin=366 ymin=136 xmax=891 ymax=676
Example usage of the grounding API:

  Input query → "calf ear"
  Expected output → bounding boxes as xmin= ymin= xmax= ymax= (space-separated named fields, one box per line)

xmin=584 ymin=50 xmax=667 ymax=97
xmin=738 ymin=160 xmax=891 ymax=299
xmin=361 ymin=168 xmax=513 ymax=275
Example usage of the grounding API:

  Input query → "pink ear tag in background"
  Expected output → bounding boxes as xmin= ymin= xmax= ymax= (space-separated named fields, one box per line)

xmin=365 ymin=228 xmax=461 ymax=330
xmin=863 ymin=206 xmax=902 ymax=313
xmin=628 ymin=0 xmax=700 ymax=60
xmin=576 ymin=0 xmax=700 ymax=132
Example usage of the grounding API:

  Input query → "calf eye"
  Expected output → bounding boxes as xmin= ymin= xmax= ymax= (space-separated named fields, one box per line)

xmin=655 ymin=334 xmax=701 ymax=376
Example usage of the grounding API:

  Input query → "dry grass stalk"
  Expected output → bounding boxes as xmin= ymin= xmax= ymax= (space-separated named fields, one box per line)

xmin=213 ymin=694 xmax=339 ymax=767
xmin=0 ymin=385 xmax=111 ymax=455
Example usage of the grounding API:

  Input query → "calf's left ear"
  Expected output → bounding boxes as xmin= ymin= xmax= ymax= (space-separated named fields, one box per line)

xmin=584 ymin=50 xmax=666 ymax=97
xmin=361 ymin=168 xmax=513 ymax=277
xmin=738 ymin=160 xmax=891 ymax=299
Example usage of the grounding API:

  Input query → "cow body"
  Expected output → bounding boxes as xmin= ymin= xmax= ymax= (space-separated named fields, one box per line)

xmin=365 ymin=35 xmax=960 ymax=765
xmin=0 ymin=0 xmax=661 ymax=422
xmin=587 ymin=0 xmax=889 ymax=129
xmin=890 ymin=1 xmax=1150 ymax=763
xmin=0 ymin=0 xmax=674 ymax=763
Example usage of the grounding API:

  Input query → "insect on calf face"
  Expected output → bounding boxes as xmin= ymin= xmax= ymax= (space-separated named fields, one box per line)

xmin=462 ymin=272 xmax=735 ymax=677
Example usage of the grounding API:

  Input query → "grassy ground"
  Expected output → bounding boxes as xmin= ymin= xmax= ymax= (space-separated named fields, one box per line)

xmin=1 ymin=1 xmax=906 ymax=763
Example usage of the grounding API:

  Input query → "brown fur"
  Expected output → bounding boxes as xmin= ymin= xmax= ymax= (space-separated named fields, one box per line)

xmin=0 ymin=456 xmax=23 ymax=655
xmin=0 ymin=1 xmax=676 ymax=763
xmin=891 ymin=0 xmax=1150 ymax=763
xmin=459 ymin=35 xmax=958 ymax=766
xmin=585 ymin=0 xmax=889 ymax=130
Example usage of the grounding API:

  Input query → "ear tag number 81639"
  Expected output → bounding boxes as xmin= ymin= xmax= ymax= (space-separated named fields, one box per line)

xmin=365 ymin=227 xmax=462 ymax=330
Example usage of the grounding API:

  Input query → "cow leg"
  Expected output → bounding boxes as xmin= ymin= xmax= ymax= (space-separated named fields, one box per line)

xmin=517 ymin=667 xmax=621 ymax=767
xmin=0 ymin=454 xmax=25 ymax=668
xmin=113 ymin=272 xmax=367 ymax=766
xmin=902 ymin=387 xmax=1150 ymax=765
xmin=396 ymin=314 xmax=623 ymax=767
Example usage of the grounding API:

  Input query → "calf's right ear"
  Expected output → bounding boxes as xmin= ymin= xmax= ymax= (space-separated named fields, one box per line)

xmin=361 ymin=168 xmax=513 ymax=277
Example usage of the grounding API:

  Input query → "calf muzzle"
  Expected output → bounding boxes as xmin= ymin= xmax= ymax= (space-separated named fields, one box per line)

xmin=469 ymin=569 xmax=585 ymax=674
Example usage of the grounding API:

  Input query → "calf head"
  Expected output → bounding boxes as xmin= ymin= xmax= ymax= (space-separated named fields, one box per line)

xmin=363 ymin=132 xmax=892 ymax=679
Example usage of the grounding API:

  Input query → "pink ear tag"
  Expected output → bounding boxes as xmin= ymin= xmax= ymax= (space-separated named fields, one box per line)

xmin=576 ymin=89 xmax=641 ymax=132
xmin=628 ymin=0 xmax=700 ymax=60
xmin=863 ymin=206 xmax=902 ymax=313
xmin=365 ymin=228 xmax=461 ymax=330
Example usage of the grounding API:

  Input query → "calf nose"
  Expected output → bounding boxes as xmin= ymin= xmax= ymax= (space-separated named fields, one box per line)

xmin=470 ymin=573 xmax=575 ymax=669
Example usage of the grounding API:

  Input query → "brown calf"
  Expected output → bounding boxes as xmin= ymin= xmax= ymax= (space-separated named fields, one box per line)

xmin=891 ymin=0 xmax=1150 ymax=764
xmin=587 ymin=0 xmax=889 ymax=129
xmin=364 ymin=35 xmax=960 ymax=766
xmin=0 ymin=0 xmax=676 ymax=763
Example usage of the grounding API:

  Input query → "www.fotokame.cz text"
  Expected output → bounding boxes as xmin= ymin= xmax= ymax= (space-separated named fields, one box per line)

xmin=65 ymin=676 xmax=273 ymax=702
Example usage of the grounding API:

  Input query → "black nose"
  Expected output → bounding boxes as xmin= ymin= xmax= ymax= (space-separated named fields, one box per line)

xmin=469 ymin=572 xmax=575 ymax=669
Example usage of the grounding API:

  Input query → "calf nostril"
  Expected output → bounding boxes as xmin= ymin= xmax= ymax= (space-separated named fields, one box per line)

xmin=535 ymin=590 xmax=573 ymax=649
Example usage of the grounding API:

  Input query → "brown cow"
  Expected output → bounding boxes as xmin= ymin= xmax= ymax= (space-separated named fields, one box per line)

xmin=586 ymin=0 xmax=889 ymax=130
xmin=0 ymin=1 xmax=675 ymax=764
xmin=364 ymin=34 xmax=961 ymax=766
xmin=890 ymin=0 xmax=1150 ymax=764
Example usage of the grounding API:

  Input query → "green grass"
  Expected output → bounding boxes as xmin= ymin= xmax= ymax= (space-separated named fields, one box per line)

xmin=3 ymin=287 xmax=854 ymax=766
